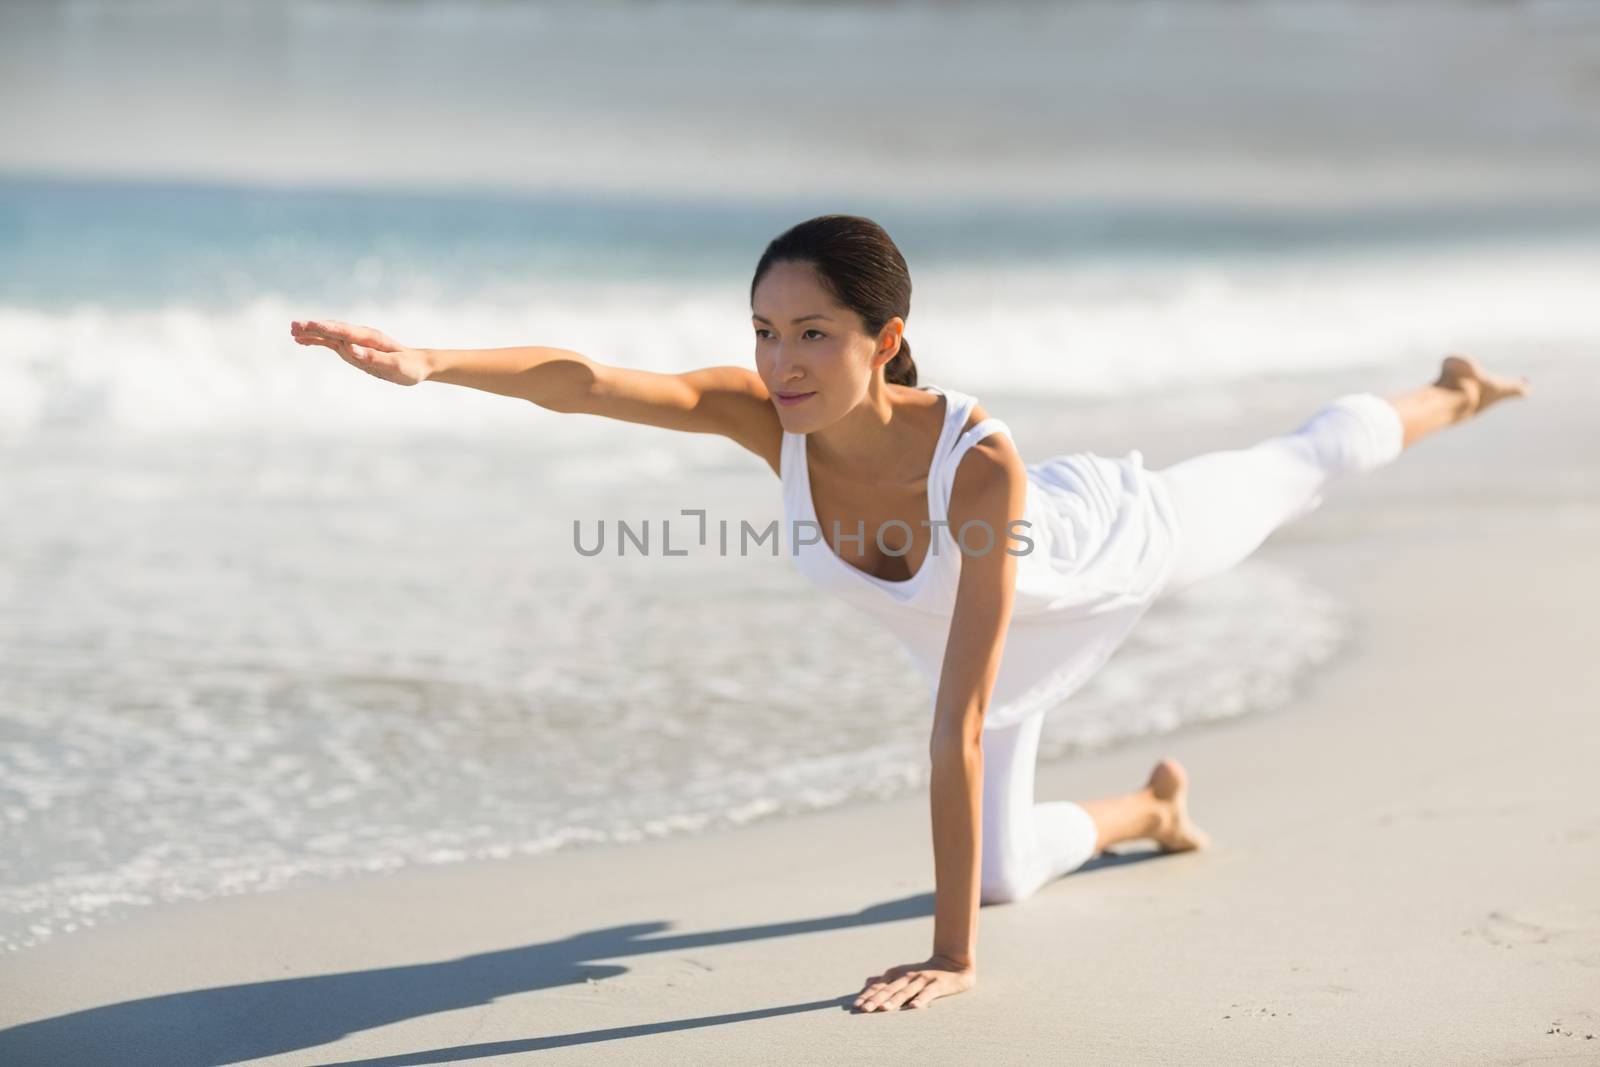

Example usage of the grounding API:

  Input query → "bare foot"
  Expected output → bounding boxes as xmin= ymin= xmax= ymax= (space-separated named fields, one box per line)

xmin=1147 ymin=758 xmax=1211 ymax=853
xmin=1435 ymin=354 xmax=1532 ymax=419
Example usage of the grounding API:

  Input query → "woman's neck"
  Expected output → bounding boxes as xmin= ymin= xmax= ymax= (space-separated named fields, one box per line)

xmin=807 ymin=384 xmax=941 ymax=485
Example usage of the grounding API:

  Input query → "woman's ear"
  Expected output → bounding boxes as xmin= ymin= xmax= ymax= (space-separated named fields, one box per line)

xmin=875 ymin=317 xmax=906 ymax=365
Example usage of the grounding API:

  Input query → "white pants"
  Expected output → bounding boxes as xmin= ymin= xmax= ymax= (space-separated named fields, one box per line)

xmin=978 ymin=392 xmax=1406 ymax=905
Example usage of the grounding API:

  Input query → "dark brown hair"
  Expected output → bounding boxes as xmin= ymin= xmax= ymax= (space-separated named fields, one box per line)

xmin=749 ymin=214 xmax=917 ymax=387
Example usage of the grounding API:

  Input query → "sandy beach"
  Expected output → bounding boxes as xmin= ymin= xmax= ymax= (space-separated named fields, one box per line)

xmin=2 ymin=351 xmax=1595 ymax=1065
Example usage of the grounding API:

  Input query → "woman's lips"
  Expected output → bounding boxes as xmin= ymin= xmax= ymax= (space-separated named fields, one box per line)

xmin=774 ymin=391 xmax=816 ymax=407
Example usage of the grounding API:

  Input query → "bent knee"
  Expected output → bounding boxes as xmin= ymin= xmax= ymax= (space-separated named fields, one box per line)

xmin=979 ymin=867 xmax=1041 ymax=906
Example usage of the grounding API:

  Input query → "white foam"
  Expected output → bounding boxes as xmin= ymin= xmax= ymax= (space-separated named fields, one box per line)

xmin=0 ymin=552 xmax=1344 ymax=955
xmin=1 ymin=239 xmax=1595 ymax=443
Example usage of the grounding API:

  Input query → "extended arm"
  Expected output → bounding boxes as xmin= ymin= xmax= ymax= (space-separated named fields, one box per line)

xmin=854 ymin=433 xmax=1028 ymax=1012
xmin=288 ymin=318 xmax=780 ymax=466
xmin=425 ymin=342 xmax=780 ymax=460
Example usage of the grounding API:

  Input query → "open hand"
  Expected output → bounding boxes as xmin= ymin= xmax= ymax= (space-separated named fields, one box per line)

xmin=290 ymin=319 xmax=431 ymax=387
xmin=854 ymin=955 xmax=976 ymax=1012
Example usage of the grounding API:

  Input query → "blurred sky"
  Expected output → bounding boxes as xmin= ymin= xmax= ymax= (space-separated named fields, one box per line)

xmin=2 ymin=0 xmax=1599 ymax=209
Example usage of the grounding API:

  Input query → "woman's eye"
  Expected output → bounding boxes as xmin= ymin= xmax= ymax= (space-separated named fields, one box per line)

xmin=753 ymin=328 xmax=823 ymax=340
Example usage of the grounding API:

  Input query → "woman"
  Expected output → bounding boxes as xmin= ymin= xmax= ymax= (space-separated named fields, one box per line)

xmin=289 ymin=214 xmax=1530 ymax=1014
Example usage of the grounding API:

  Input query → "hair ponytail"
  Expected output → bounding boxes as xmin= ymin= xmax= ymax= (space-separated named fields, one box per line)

xmin=882 ymin=337 xmax=917 ymax=387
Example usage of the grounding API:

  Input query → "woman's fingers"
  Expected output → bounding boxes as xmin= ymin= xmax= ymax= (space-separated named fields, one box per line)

xmin=881 ymin=974 xmax=933 ymax=1011
xmin=291 ymin=318 xmax=354 ymax=337
xmin=290 ymin=319 xmax=396 ymax=351
xmin=857 ymin=966 xmax=908 ymax=1011
xmin=905 ymin=977 xmax=941 ymax=1009
xmin=855 ymin=965 xmax=899 ymax=1002
xmin=858 ymin=973 xmax=917 ymax=1012
xmin=291 ymin=325 xmax=348 ymax=350
xmin=290 ymin=319 xmax=340 ymax=340
xmin=854 ymin=978 xmax=883 ymax=1009
xmin=296 ymin=327 xmax=423 ymax=386
xmin=867 ymin=974 xmax=928 ymax=1012
xmin=296 ymin=333 xmax=372 ymax=364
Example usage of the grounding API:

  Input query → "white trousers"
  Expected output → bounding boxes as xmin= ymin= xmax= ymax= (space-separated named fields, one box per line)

xmin=978 ymin=392 xmax=1406 ymax=905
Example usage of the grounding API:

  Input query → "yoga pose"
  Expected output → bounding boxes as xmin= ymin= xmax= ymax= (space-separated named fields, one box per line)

xmin=289 ymin=214 xmax=1529 ymax=1014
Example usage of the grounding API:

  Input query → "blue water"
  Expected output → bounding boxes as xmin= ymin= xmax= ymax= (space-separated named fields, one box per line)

xmin=5 ymin=174 xmax=1600 ymax=313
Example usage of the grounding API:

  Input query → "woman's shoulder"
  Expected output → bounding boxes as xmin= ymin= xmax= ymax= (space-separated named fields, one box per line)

xmin=943 ymin=398 xmax=1026 ymax=508
xmin=963 ymin=398 xmax=997 ymax=436
xmin=938 ymin=387 xmax=1004 ymax=446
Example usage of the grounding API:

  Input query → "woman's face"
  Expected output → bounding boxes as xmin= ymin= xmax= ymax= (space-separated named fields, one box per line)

xmin=751 ymin=259 xmax=900 ymax=431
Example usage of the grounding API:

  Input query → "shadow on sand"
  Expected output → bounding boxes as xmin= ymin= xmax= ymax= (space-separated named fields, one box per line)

xmin=0 ymin=849 xmax=1162 ymax=1066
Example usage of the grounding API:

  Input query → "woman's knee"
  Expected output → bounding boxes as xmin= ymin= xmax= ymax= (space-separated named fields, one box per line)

xmin=979 ymin=876 xmax=1034 ymax=906
xmin=979 ymin=858 xmax=1042 ymax=906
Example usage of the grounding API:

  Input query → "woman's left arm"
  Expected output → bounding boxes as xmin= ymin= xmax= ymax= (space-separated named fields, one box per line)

xmin=853 ymin=433 xmax=1029 ymax=1013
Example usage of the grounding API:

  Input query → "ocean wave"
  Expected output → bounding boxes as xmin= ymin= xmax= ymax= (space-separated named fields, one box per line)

xmin=0 ymin=556 xmax=1344 ymax=956
xmin=1 ymin=240 xmax=1595 ymax=440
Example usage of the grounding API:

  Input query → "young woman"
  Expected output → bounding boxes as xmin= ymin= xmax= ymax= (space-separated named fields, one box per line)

xmin=289 ymin=214 xmax=1530 ymax=1014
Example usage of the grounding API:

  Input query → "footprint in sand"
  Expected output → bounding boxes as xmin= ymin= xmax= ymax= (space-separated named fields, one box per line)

xmin=1468 ymin=909 xmax=1553 ymax=948
xmin=1467 ymin=906 xmax=1600 ymax=952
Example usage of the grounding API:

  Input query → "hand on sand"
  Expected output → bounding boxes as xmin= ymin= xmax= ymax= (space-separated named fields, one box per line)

xmin=290 ymin=319 xmax=430 ymax=387
xmin=853 ymin=954 xmax=975 ymax=1013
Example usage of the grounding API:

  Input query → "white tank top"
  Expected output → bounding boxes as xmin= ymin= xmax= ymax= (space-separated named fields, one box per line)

xmin=780 ymin=384 xmax=1182 ymax=731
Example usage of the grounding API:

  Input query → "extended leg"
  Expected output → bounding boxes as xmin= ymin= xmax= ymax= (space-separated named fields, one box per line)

xmin=1152 ymin=355 xmax=1530 ymax=599
xmin=1153 ymin=389 xmax=1406 ymax=598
